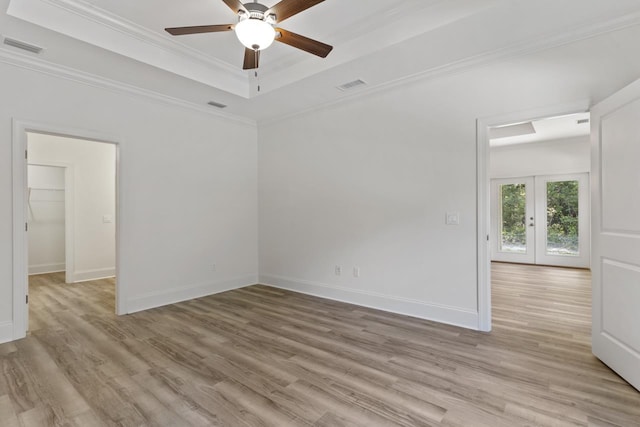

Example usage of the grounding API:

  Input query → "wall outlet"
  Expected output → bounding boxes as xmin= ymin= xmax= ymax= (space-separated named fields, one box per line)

xmin=353 ymin=267 xmax=360 ymax=278
xmin=446 ymin=211 xmax=460 ymax=225
xmin=212 ymin=263 xmax=217 ymax=272
xmin=335 ymin=265 xmax=341 ymax=276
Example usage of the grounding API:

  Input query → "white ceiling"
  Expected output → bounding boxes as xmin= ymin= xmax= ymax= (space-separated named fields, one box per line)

xmin=490 ymin=113 xmax=591 ymax=147
xmin=3 ymin=0 xmax=640 ymax=121
xmin=6 ymin=0 xmax=504 ymax=98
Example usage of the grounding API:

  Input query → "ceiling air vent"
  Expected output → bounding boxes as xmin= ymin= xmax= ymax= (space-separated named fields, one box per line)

xmin=207 ymin=101 xmax=227 ymax=109
xmin=3 ymin=37 xmax=43 ymax=54
xmin=337 ymin=79 xmax=367 ymax=91
xmin=576 ymin=118 xmax=590 ymax=125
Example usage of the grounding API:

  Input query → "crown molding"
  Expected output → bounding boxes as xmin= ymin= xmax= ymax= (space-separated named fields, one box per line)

xmin=259 ymin=12 xmax=640 ymax=127
xmin=7 ymin=0 xmax=251 ymax=97
xmin=0 ymin=46 xmax=257 ymax=127
xmin=48 ymin=0 xmax=240 ymax=73
xmin=256 ymin=0 xmax=505 ymax=95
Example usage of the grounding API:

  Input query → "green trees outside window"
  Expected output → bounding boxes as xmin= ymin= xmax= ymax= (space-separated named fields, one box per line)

xmin=500 ymin=180 xmax=579 ymax=256
xmin=500 ymin=184 xmax=527 ymax=252
xmin=546 ymin=180 xmax=579 ymax=255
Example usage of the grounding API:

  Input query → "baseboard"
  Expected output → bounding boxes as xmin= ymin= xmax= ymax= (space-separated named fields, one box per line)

xmin=28 ymin=263 xmax=65 ymax=275
xmin=72 ymin=267 xmax=116 ymax=283
xmin=0 ymin=321 xmax=14 ymax=344
xmin=259 ymin=274 xmax=479 ymax=330
xmin=126 ymin=274 xmax=258 ymax=314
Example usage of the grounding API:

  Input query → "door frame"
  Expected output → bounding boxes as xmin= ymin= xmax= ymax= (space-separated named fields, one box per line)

xmin=12 ymin=119 xmax=124 ymax=340
xmin=476 ymin=100 xmax=590 ymax=332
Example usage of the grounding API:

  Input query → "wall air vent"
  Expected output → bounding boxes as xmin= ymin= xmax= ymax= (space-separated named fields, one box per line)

xmin=3 ymin=37 xmax=43 ymax=54
xmin=207 ymin=101 xmax=227 ymax=109
xmin=576 ymin=118 xmax=590 ymax=125
xmin=337 ymin=79 xmax=367 ymax=91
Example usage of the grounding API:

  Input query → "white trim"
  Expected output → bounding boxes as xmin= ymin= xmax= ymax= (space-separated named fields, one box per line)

xmin=28 ymin=263 xmax=65 ymax=275
xmin=260 ymin=274 xmax=479 ymax=331
xmin=476 ymin=100 xmax=591 ymax=333
xmin=476 ymin=120 xmax=491 ymax=332
xmin=260 ymin=12 xmax=640 ymax=127
xmin=12 ymin=121 xmax=29 ymax=340
xmin=12 ymin=119 xmax=125 ymax=342
xmin=71 ymin=268 xmax=116 ymax=283
xmin=6 ymin=0 xmax=249 ymax=98
xmin=0 ymin=321 xmax=13 ymax=344
xmin=0 ymin=47 xmax=256 ymax=128
xmin=126 ymin=275 xmax=258 ymax=314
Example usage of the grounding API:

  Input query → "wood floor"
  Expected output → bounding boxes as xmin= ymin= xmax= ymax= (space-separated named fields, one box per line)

xmin=1 ymin=264 xmax=639 ymax=426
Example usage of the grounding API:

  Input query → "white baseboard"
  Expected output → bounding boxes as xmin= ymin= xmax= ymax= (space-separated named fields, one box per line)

xmin=259 ymin=274 xmax=479 ymax=331
xmin=28 ymin=263 xmax=65 ymax=275
xmin=0 ymin=321 xmax=14 ymax=344
xmin=126 ymin=274 xmax=258 ymax=314
xmin=71 ymin=267 xmax=116 ymax=283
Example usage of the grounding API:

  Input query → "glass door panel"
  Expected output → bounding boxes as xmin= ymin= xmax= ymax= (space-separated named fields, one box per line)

xmin=491 ymin=177 xmax=535 ymax=264
xmin=499 ymin=183 xmax=527 ymax=254
xmin=535 ymin=174 xmax=590 ymax=268
xmin=545 ymin=180 xmax=579 ymax=256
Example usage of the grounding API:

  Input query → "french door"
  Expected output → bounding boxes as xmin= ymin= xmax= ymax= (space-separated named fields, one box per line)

xmin=491 ymin=174 xmax=590 ymax=268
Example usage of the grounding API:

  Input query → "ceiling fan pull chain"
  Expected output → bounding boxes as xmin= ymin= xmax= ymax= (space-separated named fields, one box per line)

xmin=255 ymin=50 xmax=261 ymax=92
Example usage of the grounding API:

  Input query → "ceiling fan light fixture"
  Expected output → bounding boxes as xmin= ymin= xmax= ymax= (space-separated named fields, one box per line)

xmin=235 ymin=17 xmax=276 ymax=50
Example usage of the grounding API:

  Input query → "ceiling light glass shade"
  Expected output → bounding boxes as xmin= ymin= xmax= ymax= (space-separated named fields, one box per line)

xmin=235 ymin=18 xmax=276 ymax=50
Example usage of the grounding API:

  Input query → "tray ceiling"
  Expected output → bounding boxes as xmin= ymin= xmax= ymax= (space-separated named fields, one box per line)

xmin=3 ymin=0 xmax=640 ymax=121
xmin=6 ymin=0 xmax=505 ymax=97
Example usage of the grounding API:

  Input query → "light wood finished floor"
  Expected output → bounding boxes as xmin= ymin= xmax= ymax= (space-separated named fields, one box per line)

xmin=1 ymin=264 xmax=639 ymax=426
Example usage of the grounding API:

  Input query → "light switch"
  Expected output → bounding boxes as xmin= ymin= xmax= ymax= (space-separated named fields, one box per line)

xmin=446 ymin=212 xmax=460 ymax=225
xmin=102 ymin=215 xmax=113 ymax=223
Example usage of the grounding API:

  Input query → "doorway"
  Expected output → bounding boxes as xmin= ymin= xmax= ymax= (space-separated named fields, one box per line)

xmin=491 ymin=173 xmax=590 ymax=268
xmin=11 ymin=120 xmax=122 ymax=341
xmin=26 ymin=132 xmax=117 ymax=330
xmin=475 ymin=101 xmax=591 ymax=331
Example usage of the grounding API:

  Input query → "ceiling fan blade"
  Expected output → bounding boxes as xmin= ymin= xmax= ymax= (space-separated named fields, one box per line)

xmin=243 ymin=48 xmax=260 ymax=70
xmin=266 ymin=0 xmax=325 ymax=23
xmin=275 ymin=28 xmax=332 ymax=58
xmin=221 ymin=0 xmax=247 ymax=14
xmin=165 ymin=24 xmax=234 ymax=36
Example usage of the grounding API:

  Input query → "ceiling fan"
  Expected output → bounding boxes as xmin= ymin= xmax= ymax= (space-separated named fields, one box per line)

xmin=165 ymin=0 xmax=333 ymax=70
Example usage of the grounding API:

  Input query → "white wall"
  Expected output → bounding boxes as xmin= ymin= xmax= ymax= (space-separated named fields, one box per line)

xmin=258 ymin=27 xmax=640 ymax=330
xmin=490 ymin=136 xmax=590 ymax=179
xmin=29 ymin=134 xmax=116 ymax=282
xmin=0 ymin=60 xmax=258 ymax=343
xmin=27 ymin=165 xmax=65 ymax=274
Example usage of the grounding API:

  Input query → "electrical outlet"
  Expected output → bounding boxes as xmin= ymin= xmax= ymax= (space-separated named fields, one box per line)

xmin=446 ymin=211 xmax=460 ymax=225
xmin=335 ymin=265 xmax=342 ymax=276
xmin=212 ymin=263 xmax=217 ymax=272
xmin=353 ymin=267 xmax=360 ymax=278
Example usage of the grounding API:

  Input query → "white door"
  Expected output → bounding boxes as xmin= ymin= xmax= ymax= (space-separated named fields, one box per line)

xmin=491 ymin=177 xmax=535 ymax=264
xmin=591 ymin=79 xmax=640 ymax=391
xmin=492 ymin=175 xmax=590 ymax=268
xmin=535 ymin=174 xmax=590 ymax=268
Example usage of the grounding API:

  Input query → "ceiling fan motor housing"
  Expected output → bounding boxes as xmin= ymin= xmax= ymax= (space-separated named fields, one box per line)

xmin=240 ymin=3 xmax=276 ymax=22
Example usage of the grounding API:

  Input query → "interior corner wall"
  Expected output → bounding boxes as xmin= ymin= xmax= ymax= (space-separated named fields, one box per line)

xmin=27 ymin=164 xmax=66 ymax=275
xmin=28 ymin=133 xmax=117 ymax=281
xmin=0 ymin=61 xmax=258 ymax=343
xmin=490 ymin=136 xmax=591 ymax=179
xmin=257 ymin=29 xmax=640 ymax=330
